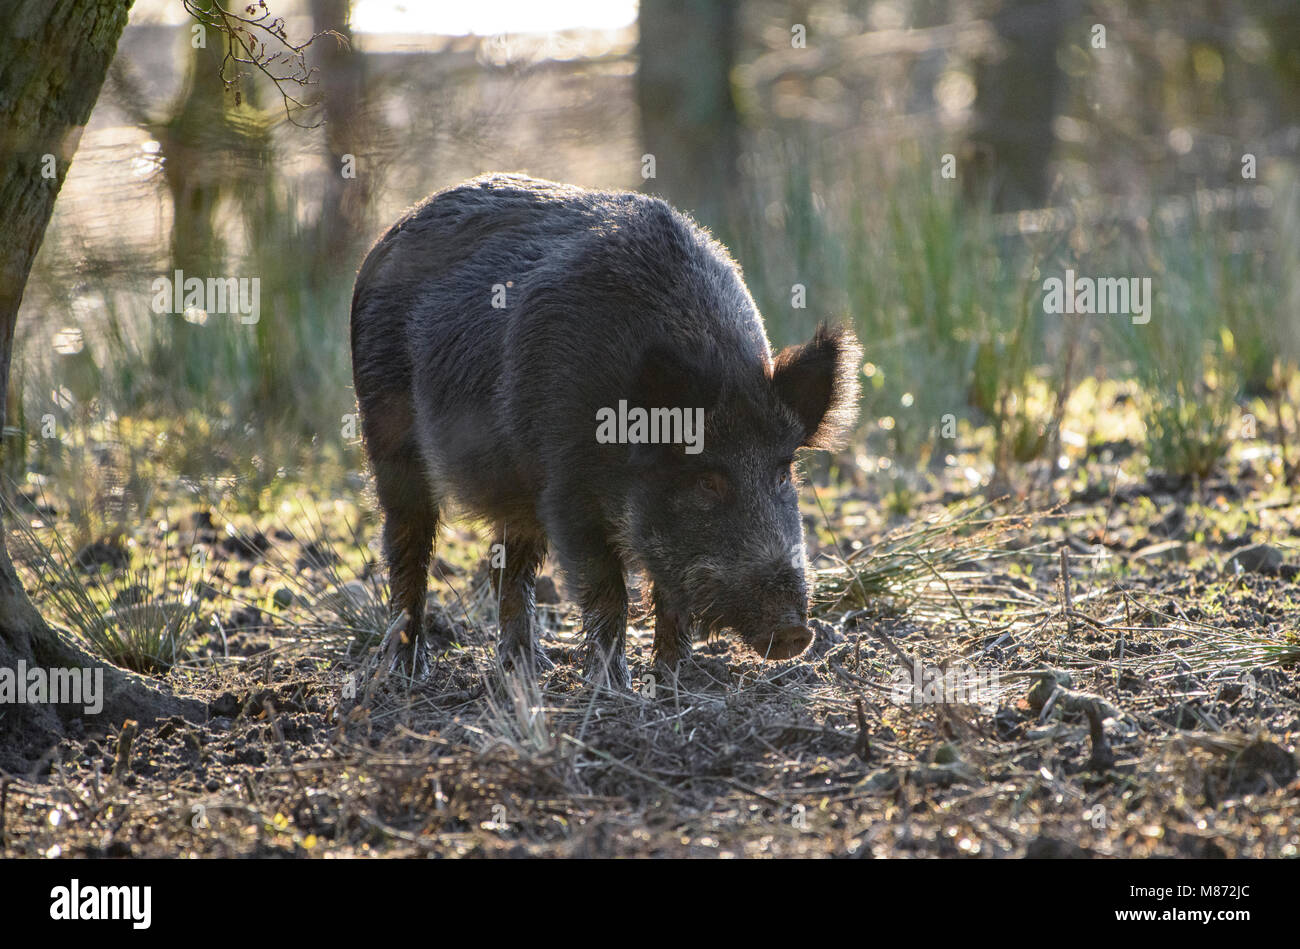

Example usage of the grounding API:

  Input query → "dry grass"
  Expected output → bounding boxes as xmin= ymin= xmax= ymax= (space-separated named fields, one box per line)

xmin=5 ymin=454 xmax=1300 ymax=858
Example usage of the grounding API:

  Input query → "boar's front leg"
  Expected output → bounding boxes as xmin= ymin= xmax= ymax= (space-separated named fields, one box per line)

xmin=651 ymin=588 xmax=692 ymax=672
xmin=490 ymin=527 xmax=552 ymax=673
xmin=550 ymin=518 xmax=631 ymax=690
xmin=578 ymin=564 xmax=631 ymax=690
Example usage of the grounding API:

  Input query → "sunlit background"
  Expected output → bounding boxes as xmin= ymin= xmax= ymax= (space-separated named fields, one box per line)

xmin=14 ymin=0 xmax=1300 ymax=512
xmin=350 ymin=0 xmax=639 ymax=34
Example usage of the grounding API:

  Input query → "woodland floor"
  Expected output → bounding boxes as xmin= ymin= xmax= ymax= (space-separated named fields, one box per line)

xmin=3 ymin=416 xmax=1299 ymax=858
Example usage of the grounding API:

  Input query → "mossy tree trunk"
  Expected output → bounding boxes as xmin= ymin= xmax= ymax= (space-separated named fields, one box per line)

xmin=0 ymin=0 xmax=203 ymax=772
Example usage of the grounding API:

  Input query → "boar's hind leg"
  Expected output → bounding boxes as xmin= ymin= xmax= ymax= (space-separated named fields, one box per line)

xmin=373 ymin=453 xmax=438 ymax=671
xmin=490 ymin=528 xmax=552 ymax=672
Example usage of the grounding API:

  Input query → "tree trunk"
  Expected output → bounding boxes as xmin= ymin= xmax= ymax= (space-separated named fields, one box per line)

xmin=153 ymin=34 xmax=234 ymax=393
xmin=636 ymin=0 xmax=741 ymax=236
xmin=964 ymin=0 xmax=1070 ymax=211
xmin=310 ymin=0 xmax=374 ymax=269
xmin=0 ymin=0 xmax=204 ymax=773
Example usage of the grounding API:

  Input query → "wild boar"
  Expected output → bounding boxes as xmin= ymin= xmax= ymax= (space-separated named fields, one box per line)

xmin=351 ymin=174 xmax=861 ymax=687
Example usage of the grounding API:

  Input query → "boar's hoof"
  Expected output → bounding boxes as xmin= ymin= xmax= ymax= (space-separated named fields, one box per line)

xmin=391 ymin=638 xmax=434 ymax=681
xmin=752 ymin=624 xmax=814 ymax=661
xmin=651 ymin=652 xmax=691 ymax=679
xmin=497 ymin=641 xmax=555 ymax=675
xmin=582 ymin=651 xmax=633 ymax=693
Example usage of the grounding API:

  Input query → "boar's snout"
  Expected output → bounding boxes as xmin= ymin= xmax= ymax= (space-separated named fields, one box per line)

xmin=720 ymin=557 xmax=812 ymax=661
xmin=750 ymin=620 xmax=814 ymax=661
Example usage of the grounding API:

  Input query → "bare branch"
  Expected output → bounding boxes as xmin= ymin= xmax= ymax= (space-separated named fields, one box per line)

xmin=181 ymin=0 xmax=347 ymax=128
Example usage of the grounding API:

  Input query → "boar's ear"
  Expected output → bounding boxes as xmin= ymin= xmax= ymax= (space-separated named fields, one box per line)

xmin=770 ymin=323 xmax=863 ymax=449
xmin=631 ymin=344 xmax=720 ymax=413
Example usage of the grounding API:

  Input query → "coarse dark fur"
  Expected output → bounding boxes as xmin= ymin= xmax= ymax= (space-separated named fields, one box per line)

xmin=351 ymin=174 xmax=861 ymax=687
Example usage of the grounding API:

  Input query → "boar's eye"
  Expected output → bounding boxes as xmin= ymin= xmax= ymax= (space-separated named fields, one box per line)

xmin=696 ymin=472 xmax=728 ymax=499
xmin=777 ymin=458 xmax=794 ymax=485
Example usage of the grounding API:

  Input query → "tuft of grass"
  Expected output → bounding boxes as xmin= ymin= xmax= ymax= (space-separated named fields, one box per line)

xmin=1124 ymin=590 xmax=1300 ymax=675
xmin=1140 ymin=391 xmax=1234 ymax=482
xmin=812 ymin=500 xmax=1041 ymax=618
xmin=471 ymin=667 xmax=559 ymax=759
xmin=5 ymin=491 xmax=209 ymax=674
xmin=1105 ymin=189 xmax=1293 ymax=481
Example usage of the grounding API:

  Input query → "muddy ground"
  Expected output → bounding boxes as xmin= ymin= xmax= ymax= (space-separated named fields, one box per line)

xmin=3 ymin=450 xmax=1299 ymax=859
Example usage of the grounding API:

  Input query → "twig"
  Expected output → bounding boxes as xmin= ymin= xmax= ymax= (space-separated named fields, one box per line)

xmin=112 ymin=720 xmax=138 ymax=783
xmin=1084 ymin=700 xmax=1115 ymax=771
xmin=1060 ymin=546 xmax=1073 ymax=640
xmin=180 ymin=0 xmax=341 ymax=126
xmin=561 ymin=735 xmax=686 ymax=802
xmin=854 ymin=697 xmax=872 ymax=761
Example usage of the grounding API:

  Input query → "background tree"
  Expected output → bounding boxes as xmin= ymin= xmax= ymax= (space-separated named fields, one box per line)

xmin=308 ymin=0 xmax=374 ymax=268
xmin=636 ymin=0 xmax=741 ymax=235
xmin=964 ymin=0 xmax=1070 ymax=210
